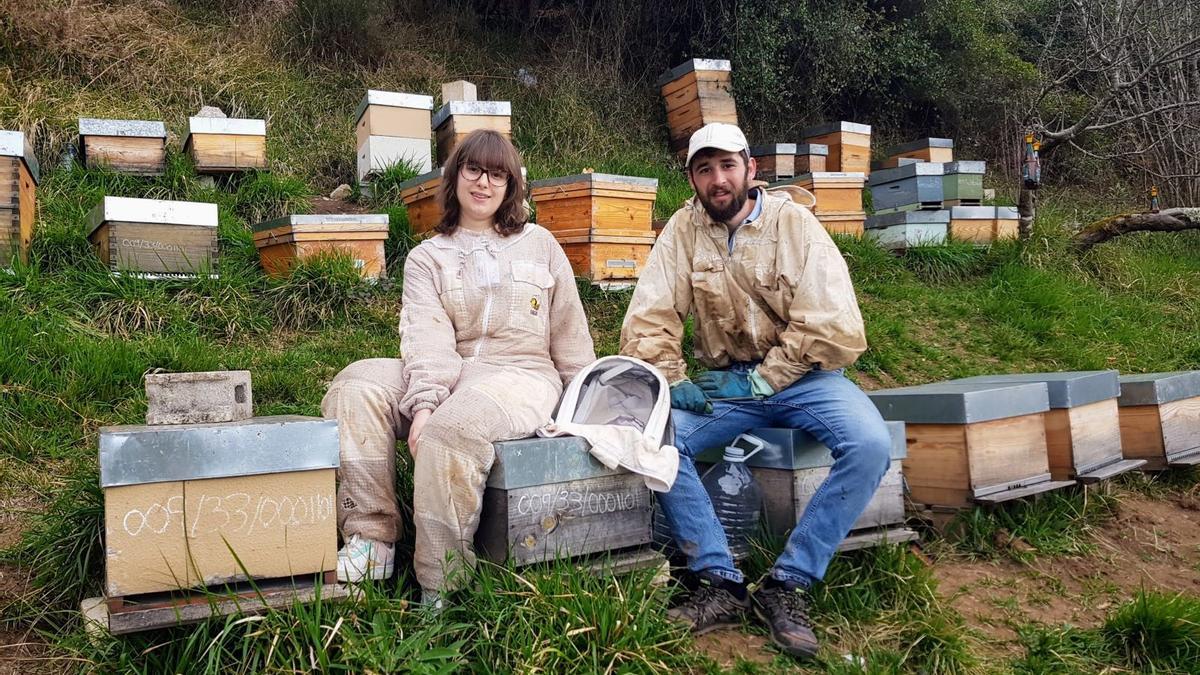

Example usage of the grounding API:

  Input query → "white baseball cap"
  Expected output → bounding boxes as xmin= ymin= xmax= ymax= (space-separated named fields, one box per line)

xmin=686 ymin=122 xmax=749 ymax=167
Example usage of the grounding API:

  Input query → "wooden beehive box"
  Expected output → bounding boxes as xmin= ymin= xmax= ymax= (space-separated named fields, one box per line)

xmin=801 ymin=121 xmax=871 ymax=175
xmin=99 ymin=416 xmax=339 ymax=598
xmin=695 ymin=422 xmax=916 ymax=549
xmin=866 ymin=209 xmax=949 ymax=251
xmin=530 ymin=173 xmax=657 ymax=237
xmin=1117 ymin=371 xmax=1200 ymax=469
xmin=750 ymin=144 xmax=796 ymax=182
xmin=86 ymin=196 xmax=219 ymax=277
xmin=658 ymin=58 xmax=737 ymax=158
xmin=941 ymin=160 xmax=985 ymax=205
xmin=397 ymin=167 xmax=444 ymax=236
xmin=253 ymin=214 xmax=390 ymax=279
xmin=78 ymin=118 xmax=167 ymax=176
xmin=795 ymin=143 xmax=828 ymax=174
xmin=948 ymin=206 xmax=1017 ymax=244
xmin=432 ymin=101 xmax=512 ymax=167
xmin=788 ymin=172 xmax=865 ymax=215
xmin=994 ymin=206 xmax=1019 ymax=240
xmin=882 ymin=137 xmax=954 ymax=168
xmin=0 ymin=130 xmax=38 ymax=265
xmin=476 ymin=436 xmax=656 ymax=566
xmin=355 ymin=90 xmax=434 ymax=181
xmin=869 ymin=162 xmax=945 ymax=214
xmin=952 ymin=372 xmax=1146 ymax=482
xmin=184 ymin=117 xmax=267 ymax=173
xmin=869 ymin=381 xmax=1075 ymax=508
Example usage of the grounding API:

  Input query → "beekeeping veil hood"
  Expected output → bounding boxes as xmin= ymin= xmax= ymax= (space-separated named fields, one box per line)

xmin=538 ymin=356 xmax=679 ymax=492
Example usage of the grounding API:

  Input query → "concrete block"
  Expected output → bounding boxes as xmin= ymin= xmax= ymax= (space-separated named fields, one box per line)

xmin=145 ymin=370 xmax=252 ymax=425
xmin=441 ymin=80 xmax=478 ymax=103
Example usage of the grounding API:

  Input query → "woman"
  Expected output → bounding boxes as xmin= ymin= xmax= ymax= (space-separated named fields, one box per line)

xmin=321 ymin=129 xmax=595 ymax=602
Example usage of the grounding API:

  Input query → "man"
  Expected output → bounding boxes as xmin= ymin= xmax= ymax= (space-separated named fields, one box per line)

xmin=620 ymin=122 xmax=892 ymax=658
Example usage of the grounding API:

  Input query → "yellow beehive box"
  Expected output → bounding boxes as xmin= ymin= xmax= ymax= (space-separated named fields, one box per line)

xmin=882 ymin=138 xmax=954 ymax=168
xmin=397 ymin=168 xmax=445 ymax=237
xmin=0 ymin=130 xmax=38 ymax=265
xmin=658 ymin=59 xmax=737 ymax=158
xmin=78 ymin=118 xmax=168 ymax=176
xmin=1118 ymin=372 xmax=1200 ymax=469
xmin=801 ymin=121 xmax=871 ymax=175
xmin=432 ymin=101 xmax=512 ymax=167
xmin=253 ymin=214 xmax=390 ymax=279
xmin=530 ymin=173 xmax=658 ymax=239
xmin=184 ymin=117 xmax=267 ymax=173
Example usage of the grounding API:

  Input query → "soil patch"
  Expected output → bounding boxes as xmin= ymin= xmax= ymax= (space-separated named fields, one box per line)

xmin=694 ymin=627 xmax=776 ymax=667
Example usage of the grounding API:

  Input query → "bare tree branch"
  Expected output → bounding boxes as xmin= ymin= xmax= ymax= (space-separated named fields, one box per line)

xmin=1073 ymin=208 xmax=1200 ymax=250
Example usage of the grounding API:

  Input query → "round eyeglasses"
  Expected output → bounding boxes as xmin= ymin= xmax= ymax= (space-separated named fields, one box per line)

xmin=460 ymin=163 xmax=510 ymax=187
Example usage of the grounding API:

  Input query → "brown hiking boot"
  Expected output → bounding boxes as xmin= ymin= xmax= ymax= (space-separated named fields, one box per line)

xmin=752 ymin=581 xmax=819 ymax=658
xmin=666 ymin=573 xmax=750 ymax=635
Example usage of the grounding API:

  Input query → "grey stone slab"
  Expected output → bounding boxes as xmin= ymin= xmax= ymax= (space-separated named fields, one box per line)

xmin=86 ymin=196 xmax=218 ymax=237
xmin=145 ymin=370 xmax=252 ymax=425
xmin=866 ymin=209 xmax=950 ymax=230
xmin=78 ymin=118 xmax=167 ymax=139
xmin=0 ymin=129 xmax=39 ymax=183
xmin=951 ymin=371 xmax=1120 ymax=409
xmin=943 ymin=160 xmax=986 ymax=175
xmin=656 ymin=58 xmax=732 ymax=87
xmin=432 ymin=101 xmax=512 ymax=129
xmin=796 ymin=143 xmax=828 ymax=156
xmin=529 ymin=173 xmax=658 ymax=190
xmin=887 ymin=137 xmax=954 ymax=155
xmin=693 ymin=421 xmax=906 ymax=469
xmin=1118 ymin=371 xmax=1200 ymax=406
xmin=354 ymin=89 xmax=434 ymax=122
xmin=801 ymin=121 xmax=872 ymax=137
xmin=950 ymin=206 xmax=996 ymax=220
xmin=487 ymin=436 xmax=626 ymax=489
xmin=252 ymin=213 xmax=389 ymax=233
xmin=750 ymin=144 xmax=797 ymax=156
xmin=98 ymin=416 xmax=339 ymax=488
xmin=868 ymin=162 xmax=945 ymax=186
xmin=868 ymin=381 xmax=1050 ymax=424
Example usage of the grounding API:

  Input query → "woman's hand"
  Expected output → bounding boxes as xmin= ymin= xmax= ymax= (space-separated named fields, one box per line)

xmin=407 ymin=408 xmax=433 ymax=457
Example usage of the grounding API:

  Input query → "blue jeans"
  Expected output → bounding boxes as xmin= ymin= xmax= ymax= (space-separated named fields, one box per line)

xmin=661 ymin=366 xmax=892 ymax=587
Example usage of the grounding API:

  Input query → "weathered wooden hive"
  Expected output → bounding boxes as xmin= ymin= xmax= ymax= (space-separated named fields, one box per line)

xmin=869 ymin=381 xmax=1075 ymax=508
xmin=530 ymin=172 xmax=657 ymax=284
xmin=252 ymin=214 xmax=390 ymax=279
xmin=869 ymin=162 xmax=945 ymax=214
xmin=78 ymin=118 xmax=168 ymax=175
xmin=86 ymin=196 xmax=218 ymax=277
xmin=659 ymin=58 xmax=738 ymax=159
xmin=784 ymin=171 xmax=866 ymax=236
xmin=1117 ymin=371 xmax=1200 ymax=469
xmin=184 ymin=117 xmax=267 ymax=173
xmin=801 ymin=121 xmax=871 ymax=175
xmin=750 ymin=144 xmax=796 ymax=182
xmin=0 ymin=129 xmax=38 ymax=265
xmin=432 ymin=101 xmax=512 ymax=167
xmin=947 ymin=205 xmax=1019 ymax=244
xmin=952 ymin=371 xmax=1146 ymax=482
xmin=865 ymin=209 xmax=950 ymax=250
xmin=881 ymin=137 xmax=954 ymax=168
xmin=396 ymin=167 xmax=444 ymax=236
xmin=355 ymin=90 xmax=434 ymax=181
xmin=794 ymin=143 xmax=828 ymax=174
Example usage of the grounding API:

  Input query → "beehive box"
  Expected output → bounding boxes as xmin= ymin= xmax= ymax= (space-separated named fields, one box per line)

xmin=801 ymin=121 xmax=871 ymax=175
xmin=866 ymin=209 xmax=949 ymax=250
xmin=952 ymin=372 xmax=1145 ymax=482
xmin=530 ymin=173 xmax=657 ymax=237
xmin=882 ymin=138 xmax=954 ymax=168
xmin=695 ymin=422 xmax=916 ymax=549
xmin=432 ymin=101 xmax=512 ymax=167
xmin=397 ymin=168 xmax=444 ymax=236
xmin=795 ymin=143 xmax=828 ymax=174
xmin=941 ymin=160 xmax=986 ymax=205
xmin=788 ymin=172 xmax=865 ymax=214
xmin=869 ymin=381 xmax=1075 ymax=508
xmin=476 ymin=436 xmax=655 ymax=566
xmin=253 ymin=214 xmax=389 ymax=279
xmin=78 ymin=118 xmax=167 ymax=175
xmin=0 ymin=130 xmax=38 ymax=265
xmin=869 ymin=162 xmax=945 ymax=214
xmin=355 ymin=90 xmax=434 ymax=181
xmin=658 ymin=59 xmax=737 ymax=158
xmin=1117 ymin=371 xmax=1200 ymax=469
xmin=184 ymin=117 xmax=267 ymax=172
xmin=86 ymin=196 xmax=218 ymax=277
xmin=750 ymin=144 xmax=796 ymax=182
xmin=100 ymin=416 xmax=339 ymax=598
xmin=995 ymin=206 xmax=1019 ymax=239
xmin=817 ymin=213 xmax=865 ymax=237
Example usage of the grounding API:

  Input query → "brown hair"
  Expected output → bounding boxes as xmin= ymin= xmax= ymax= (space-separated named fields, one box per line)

xmin=435 ymin=129 xmax=528 ymax=236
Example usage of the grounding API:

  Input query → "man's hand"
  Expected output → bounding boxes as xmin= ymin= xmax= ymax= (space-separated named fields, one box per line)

xmin=695 ymin=370 xmax=754 ymax=399
xmin=670 ymin=381 xmax=712 ymax=414
xmin=407 ymin=408 xmax=433 ymax=456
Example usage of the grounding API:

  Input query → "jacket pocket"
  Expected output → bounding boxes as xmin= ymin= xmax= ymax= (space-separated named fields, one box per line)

xmin=509 ymin=260 xmax=555 ymax=335
xmin=438 ymin=267 xmax=468 ymax=327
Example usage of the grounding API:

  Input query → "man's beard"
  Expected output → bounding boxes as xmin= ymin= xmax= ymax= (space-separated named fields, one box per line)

xmin=697 ymin=179 xmax=750 ymax=223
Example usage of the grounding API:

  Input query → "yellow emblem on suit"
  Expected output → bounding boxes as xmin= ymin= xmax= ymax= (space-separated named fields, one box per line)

xmin=529 ymin=296 xmax=540 ymax=315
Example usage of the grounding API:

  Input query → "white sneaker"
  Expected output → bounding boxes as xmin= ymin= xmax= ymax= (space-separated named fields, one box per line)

xmin=336 ymin=534 xmax=394 ymax=582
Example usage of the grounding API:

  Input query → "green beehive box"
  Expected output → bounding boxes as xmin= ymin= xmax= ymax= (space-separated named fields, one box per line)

xmin=942 ymin=161 xmax=986 ymax=204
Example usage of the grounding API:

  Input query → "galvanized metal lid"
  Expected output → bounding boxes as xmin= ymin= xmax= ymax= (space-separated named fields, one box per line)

xmin=796 ymin=143 xmax=828 ymax=156
xmin=656 ymin=58 xmax=732 ymax=87
xmin=184 ymin=117 xmax=266 ymax=147
xmin=887 ymin=137 xmax=954 ymax=155
xmin=488 ymin=436 xmax=625 ymax=489
xmin=950 ymin=205 xmax=996 ymax=220
xmin=694 ymin=421 xmax=906 ymax=470
xmin=749 ymin=144 xmax=797 ymax=156
xmin=951 ymin=371 xmax=1120 ymax=409
xmin=395 ymin=166 xmax=445 ymax=190
xmin=252 ymin=213 xmax=390 ymax=233
xmin=869 ymin=381 xmax=1050 ymax=424
xmin=354 ymin=90 xmax=435 ymax=122
xmin=801 ymin=121 xmax=872 ymax=137
xmin=943 ymin=160 xmax=986 ymax=175
xmin=529 ymin=173 xmax=658 ymax=190
xmin=866 ymin=209 xmax=951 ymax=230
xmin=86 ymin=196 xmax=219 ymax=237
xmin=0 ymin=129 xmax=39 ymax=184
xmin=995 ymin=206 xmax=1019 ymax=219
xmin=78 ymin=118 xmax=167 ymax=139
xmin=1118 ymin=371 xmax=1200 ymax=406
xmin=794 ymin=171 xmax=867 ymax=182
xmin=432 ymin=101 xmax=512 ymax=129
xmin=868 ymin=161 xmax=945 ymax=185
xmin=99 ymin=416 xmax=339 ymax=488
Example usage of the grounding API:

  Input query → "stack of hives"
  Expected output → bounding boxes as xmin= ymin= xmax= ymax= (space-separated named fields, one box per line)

xmin=765 ymin=122 xmax=871 ymax=236
xmin=530 ymin=172 xmax=658 ymax=286
xmin=432 ymin=81 xmax=512 ymax=167
xmin=354 ymin=90 xmax=434 ymax=182
xmin=0 ymin=130 xmax=38 ymax=266
xmin=659 ymin=59 xmax=737 ymax=160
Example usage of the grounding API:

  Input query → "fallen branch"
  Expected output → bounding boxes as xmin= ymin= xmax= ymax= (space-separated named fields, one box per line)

xmin=1073 ymin=207 xmax=1200 ymax=250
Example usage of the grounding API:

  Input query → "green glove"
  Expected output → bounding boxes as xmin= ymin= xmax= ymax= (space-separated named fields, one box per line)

xmin=695 ymin=369 xmax=775 ymax=399
xmin=670 ymin=381 xmax=712 ymax=414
